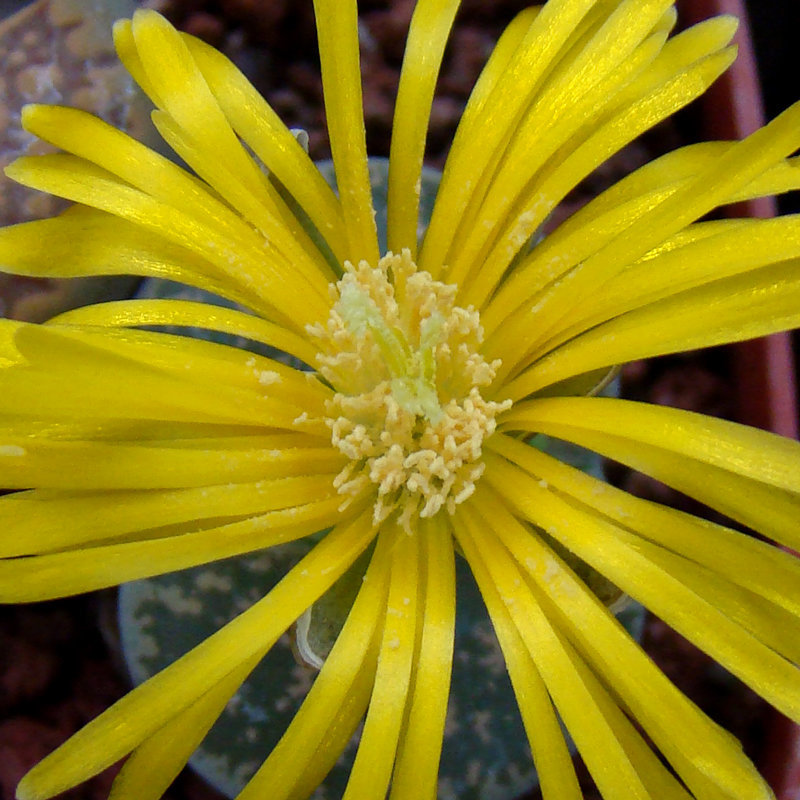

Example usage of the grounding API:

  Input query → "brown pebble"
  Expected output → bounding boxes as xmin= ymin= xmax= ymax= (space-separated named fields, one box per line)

xmin=621 ymin=359 xmax=650 ymax=385
xmin=221 ymin=0 xmax=289 ymax=39
xmin=67 ymin=658 xmax=127 ymax=725
xmin=0 ymin=718 xmax=67 ymax=798
xmin=427 ymin=95 xmax=463 ymax=153
xmin=183 ymin=12 xmax=226 ymax=46
xmin=440 ymin=26 xmax=491 ymax=98
xmin=621 ymin=470 xmax=680 ymax=506
xmin=0 ymin=634 xmax=58 ymax=714
xmin=363 ymin=1 xmax=415 ymax=64
xmin=286 ymin=62 xmax=324 ymax=103
xmin=649 ymin=362 xmax=732 ymax=418
xmin=641 ymin=615 xmax=714 ymax=698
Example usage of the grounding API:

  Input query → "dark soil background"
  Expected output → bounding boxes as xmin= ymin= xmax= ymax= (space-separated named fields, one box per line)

xmin=0 ymin=1 xmax=797 ymax=798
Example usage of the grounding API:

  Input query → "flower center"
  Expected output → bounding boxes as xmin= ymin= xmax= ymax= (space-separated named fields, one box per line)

xmin=309 ymin=250 xmax=511 ymax=530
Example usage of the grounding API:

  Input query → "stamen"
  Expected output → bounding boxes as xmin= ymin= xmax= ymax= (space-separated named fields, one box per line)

xmin=309 ymin=249 xmax=511 ymax=529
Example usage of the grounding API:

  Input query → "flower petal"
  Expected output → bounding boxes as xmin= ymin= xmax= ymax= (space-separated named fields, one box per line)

xmin=634 ymin=542 xmax=800 ymax=666
xmin=0 ymin=493 xmax=348 ymax=601
xmin=482 ymin=456 xmax=800 ymax=725
xmin=483 ymin=146 xmax=800 ymax=345
xmin=0 ymin=474 xmax=341 ymax=556
xmin=181 ymin=32 xmax=348 ymax=264
xmin=489 ymin=433 xmax=800 ymax=618
xmin=446 ymin=0 xmax=679 ymax=295
xmin=471 ymin=40 xmax=737 ymax=317
xmin=452 ymin=504 xmax=581 ymax=800
xmin=112 ymin=12 xmax=344 ymax=280
xmin=129 ymin=9 xmax=273 ymax=204
xmin=505 ymin=253 xmax=800 ymax=397
xmin=387 ymin=0 xmax=460 ymax=256
xmin=0 ymin=322 xmax=328 ymax=431
xmin=420 ymin=0 xmax=601 ymax=273
xmin=19 ymin=104 xmax=248 ymax=241
xmin=569 ymin=216 xmax=800 ymax=330
xmin=342 ymin=524 xmax=420 ymax=800
xmin=517 ymin=98 xmax=800 ymax=360
xmin=506 ymin=395 xmax=800 ymax=492
xmin=50 ymin=299 xmax=319 ymax=368
xmin=108 ymin=658 xmax=257 ymax=800
xmin=31 ymin=323 xmax=329 ymax=416
xmin=416 ymin=4 xmax=541 ymax=279
xmin=464 ymin=487 xmax=776 ymax=799
xmin=15 ymin=511 xmax=377 ymax=800
xmin=442 ymin=6 xmax=735 ymax=299
xmin=312 ymin=0 xmax=379 ymax=264
xmin=455 ymin=506 xmax=691 ymax=800
xmin=389 ymin=516 xmax=456 ymax=800
xmin=0 ymin=208 xmax=270 ymax=316
xmin=237 ymin=529 xmax=392 ymax=800
xmin=5 ymin=154 xmax=327 ymax=329
xmin=149 ymin=108 xmax=336 ymax=287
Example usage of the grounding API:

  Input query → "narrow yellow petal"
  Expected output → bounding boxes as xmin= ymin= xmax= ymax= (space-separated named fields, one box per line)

xmin=489 ymin=433 xmax=800 ymax=618
xmin=580 ymin=216 xmax=800 ymax=329
xmin=112 ymin=18 xmax=158 ymax=104
xmin=417 ymin=5 xmax=541 ymax=280
xmin=0 ymin=318 xmax=25 ymax=366
xmin=0 ymin=415 xmax=286 ymax=444
xmin=465 ymin=486 xmax=776 ymax=800
xmin=455 ymin=509 xmax=656 ymax=800
xmin=6 ymin=154 xmax=327 ymax=329
xmin=483 ymin=457 xmax=800 ymax=726
xmin=490 ymin=141 xmax=797 ymax=326
xmin=502 ymin=396 xmax=800 ymax=494
xmin=0 ymin=474 xmax=342 ymax=556
xmin=182 ymin=32 xmax=348 ymax=264
xmin=118 ymin=12 xmax=336 ymax=295
xmin=387 ymin=0 xmax=460 ymax=256
xmin=507 ymin=256 xmax=800 ymax=397
xmin=482 ymin=143 xmax=773 ymax=339
xmin=446 ymin=6 xmax=734 ymax=300
xmin=237 ymin=527 xmax=393 ymax=800
xmin=390 ymin=516 xmax=456 ymax=800
xmin=19 ymin=104 xmax=247 ymax=241
xmin=1 ymin=324 xmax=321 ymax=430
xmin=485 ymin=42 xmax=735 ymax=325
xmin=50 ymin=299 xmax=319 ymax=368
xmin=447 ymin=0 xmax=676 ymax=295
xmin=0 ymin=494 xmax=349 ymax=601
xmin=130 ymin=9 xmax=269 ymax=203
xmin=561 ymin=426 xmax=800 ymax=554
xmin=518 ymin=97 xmax=800 ymax=360
xmin=498 ymin=397 xmax=800 ymax=551
xmin=420 ymin=0 xmax=599 ymax=273
xmin=452 ymin=508 xmax=581 ymax=800
xmin=312 ymin=0 xmax=379 ymax=265
xmin=734 ymin=154 xmax=800 ymax=201
xmin=150 ymin=108 xmax=336 ymax=290
xmin=108 ymin=658 xmax=257 ymax=800
xmin=343 ymin=525 xmax=420 ymax=800
xmin=16 ymin=512 xmax=377 ymax=800
xmin=456 ymin=28 xmax=670 ymax=309
xmin=0 ymin=209 xmax=271 ymax=317
xmin=32 ymin=323 xmax=329 ymax=418
xmin=20 ymin=101 xmax=334 ymax=307
xmin=638 ymin=543 xmax=800 ymax=666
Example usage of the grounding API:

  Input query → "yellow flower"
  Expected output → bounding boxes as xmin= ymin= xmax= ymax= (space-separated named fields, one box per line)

xmin=2 ymin=2 xmax=800 ymax=799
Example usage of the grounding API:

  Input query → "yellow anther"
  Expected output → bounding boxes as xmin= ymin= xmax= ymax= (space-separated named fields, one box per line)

xmin=309 ymin=249 xmax=511 ymax=529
